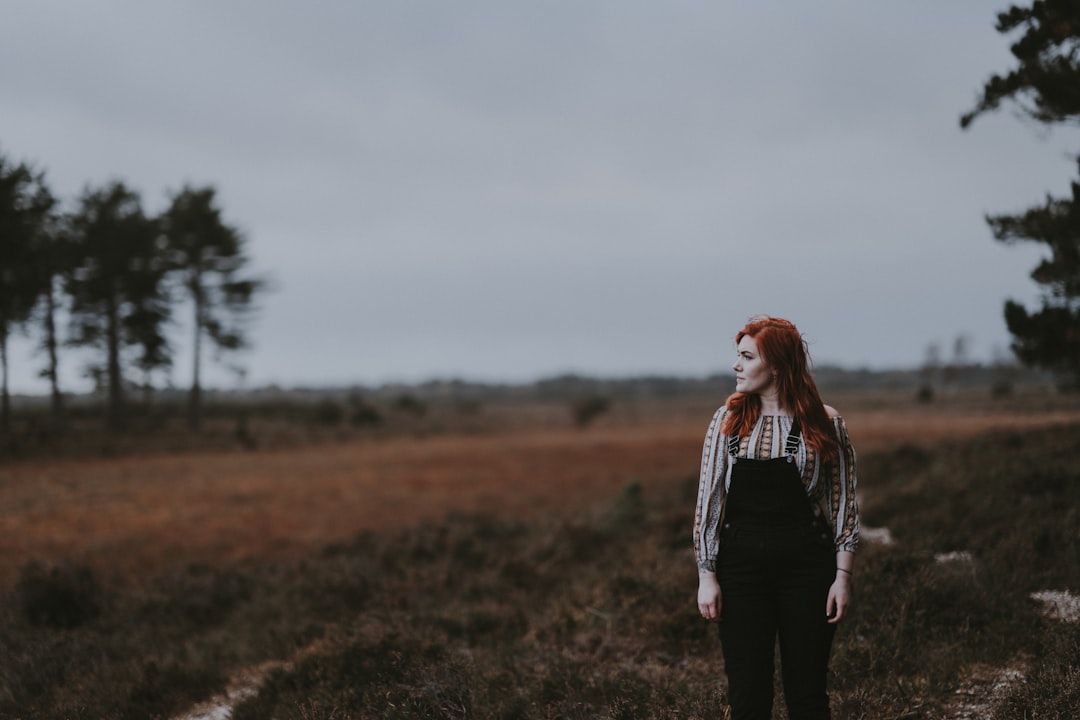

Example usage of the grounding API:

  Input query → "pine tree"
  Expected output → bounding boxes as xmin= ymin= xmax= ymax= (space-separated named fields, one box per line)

xmin=67 ymin=182 xmax=170 ymax=430
xmin=962 ymin=1 xmax=1080 ymax=386
xmin=162 ymin=185 xmax=261 ymax=430
xmin=0 ymin=153 xmax=53 ymax=433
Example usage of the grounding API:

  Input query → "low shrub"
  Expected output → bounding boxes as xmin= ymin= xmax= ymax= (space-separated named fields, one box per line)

xmin=310 ymin=399 xmax=346 ymax=426
xmin=16 ymin=561 xmax=100 ymax=629
xmin=570 ymin=395 xmax=611 ymax=427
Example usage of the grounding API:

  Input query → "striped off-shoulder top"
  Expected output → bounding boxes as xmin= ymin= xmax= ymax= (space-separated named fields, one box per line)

xmin=693 ymin=407 xmax=860 ymax=572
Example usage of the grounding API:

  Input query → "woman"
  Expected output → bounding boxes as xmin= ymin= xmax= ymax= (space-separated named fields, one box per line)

xmin=693 ymin=316 xmax=859 ymax=720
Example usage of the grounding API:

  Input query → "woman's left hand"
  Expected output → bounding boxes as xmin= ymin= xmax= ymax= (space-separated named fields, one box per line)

xmin=826 ymin=574 xmax=851 ymax=624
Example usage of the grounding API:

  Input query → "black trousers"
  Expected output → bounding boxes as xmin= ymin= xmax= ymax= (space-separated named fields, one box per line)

xmin=717 ymin=523 xmax=837 ymax=720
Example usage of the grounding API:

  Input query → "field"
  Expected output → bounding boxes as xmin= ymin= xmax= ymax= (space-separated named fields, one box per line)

xmin=1 ymin=387 xmax=1079 ymax=718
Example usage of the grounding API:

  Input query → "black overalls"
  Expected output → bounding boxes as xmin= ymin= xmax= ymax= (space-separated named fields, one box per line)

xmin=717 ymin=422 xmax=837 ymax=720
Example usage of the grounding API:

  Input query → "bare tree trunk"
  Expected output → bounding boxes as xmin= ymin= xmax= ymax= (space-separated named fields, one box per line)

xmin=43 ymin=279 xmax=63 ymax=433
xmin=188 ymin=290 xmax=203 ymax=431
xmin=106 ymin=296 xmax=125 ymax=431
xmin=0 ymin=327 xmax=10 ymax=435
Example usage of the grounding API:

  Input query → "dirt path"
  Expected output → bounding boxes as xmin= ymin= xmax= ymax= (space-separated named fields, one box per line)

xmin=942 ymin=661 xmax=1028 ymax=720
xmin=171 ymin=669 xmax=268 ymax=720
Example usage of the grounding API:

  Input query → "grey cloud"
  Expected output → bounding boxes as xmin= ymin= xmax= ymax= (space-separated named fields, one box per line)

xmin=0 ymin=1 xmax=1074 ymax=392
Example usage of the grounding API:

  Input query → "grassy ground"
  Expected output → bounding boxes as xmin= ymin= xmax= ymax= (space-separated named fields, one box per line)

xmin=0 ymin=398 xmax=1078 ymax=718
xmin=3 ymin=390 xmax=1078 ymax=590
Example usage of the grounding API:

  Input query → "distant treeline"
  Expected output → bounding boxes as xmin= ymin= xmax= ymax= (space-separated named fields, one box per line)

xmin=406 ymin=363 xmax=1027 ymax=401
xmin=41 ymin=361 xmax=1022 ymax=408
xmin=0 ymin=148 xmax=262 ymax=434
xmin=6 ymin=362 xmax=1034 ymax=413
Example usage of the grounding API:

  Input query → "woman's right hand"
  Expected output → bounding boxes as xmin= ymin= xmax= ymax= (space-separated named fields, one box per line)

xmin=698 ymin=572 xmax=721 ymax=622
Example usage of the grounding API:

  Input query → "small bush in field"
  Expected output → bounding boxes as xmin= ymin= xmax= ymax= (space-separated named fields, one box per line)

xmin=570 ymin=395 xmax=611 ymax=427
xmin=310 ymin=399 xmax=345 ymax=425
xmin=393 ymin=393 xmax=427 ymax=417
xmin=348 ymin=397 xmax=382 ymax=427
xmin=16 ymin=561 xmax=100 ymax=629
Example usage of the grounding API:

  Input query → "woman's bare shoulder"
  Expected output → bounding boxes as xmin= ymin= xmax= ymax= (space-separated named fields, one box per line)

xmin=824 ymin=404 xmax=841 ymax=419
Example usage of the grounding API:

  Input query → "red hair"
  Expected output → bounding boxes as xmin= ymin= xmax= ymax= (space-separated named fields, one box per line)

xmin=721 ymin=316 xmax=838 ymax=462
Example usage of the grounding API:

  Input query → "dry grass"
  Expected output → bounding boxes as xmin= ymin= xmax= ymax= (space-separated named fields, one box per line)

xmin=2 ymin=390 xmax=1079 ymax=590
xmin=3 ymin=387 xmax=1079 ymax=719
xmin=0 ymin=422 xmax=698 ymax=589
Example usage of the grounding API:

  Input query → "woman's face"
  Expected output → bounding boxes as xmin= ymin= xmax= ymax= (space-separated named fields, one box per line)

xmin=732 ymin=335 xmax=775 ymax=396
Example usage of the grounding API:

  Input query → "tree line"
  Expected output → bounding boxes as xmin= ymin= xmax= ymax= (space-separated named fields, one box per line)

xmin=0 ymin=147 xmax=262 ymax=435
xmin=962 ymin=0 xmax=1080 ymax=388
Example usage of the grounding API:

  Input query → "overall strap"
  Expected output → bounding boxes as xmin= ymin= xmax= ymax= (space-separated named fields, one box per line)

xmin=727 ymin=417 xmax=803 ymax=457
xmin=784 ymin=418 xmax=802 ymax=456
xmin=727 ymin=432 xmax=741 ymax=457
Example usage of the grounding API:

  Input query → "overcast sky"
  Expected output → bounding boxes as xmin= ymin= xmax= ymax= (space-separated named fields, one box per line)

xmin=2 ymin=1 xmax=1077 ymax=393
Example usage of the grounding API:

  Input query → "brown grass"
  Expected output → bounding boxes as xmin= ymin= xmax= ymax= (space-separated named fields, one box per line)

xmin=3 ymin=392 xmax=1079 ymax=590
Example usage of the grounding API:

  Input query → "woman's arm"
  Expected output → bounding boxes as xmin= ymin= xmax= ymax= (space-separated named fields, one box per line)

xmin=824 ymin=406 xmax=858 ymax=623
xmin=699 ymin=569 xmax=721 ymax=621
xmin=693 ymin=407 xmax=727 ymax=572
xmin=827 ymin=550 xmax=854 ymax=623
xmin=694 ymin=407 xmax=727 ymax=621
xmin=826 ymin=412 xmax=860 ymax=553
